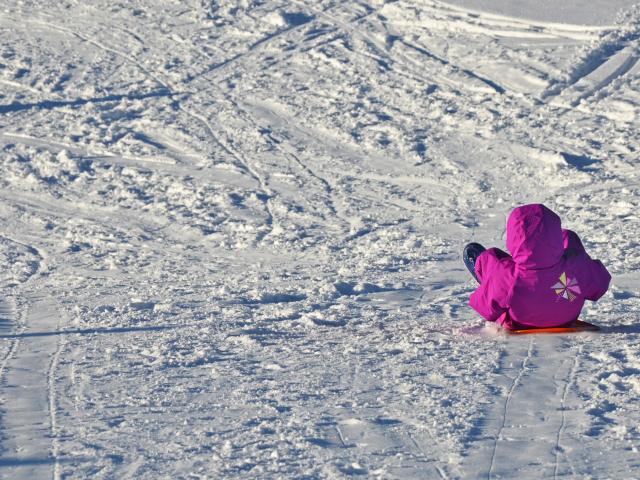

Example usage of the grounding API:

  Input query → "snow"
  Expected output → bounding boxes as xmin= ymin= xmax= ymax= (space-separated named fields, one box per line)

xmin=440 ymin=0 xmax=636 ymax=26
xmin=0 ymin=0 xmax=639 ymax=478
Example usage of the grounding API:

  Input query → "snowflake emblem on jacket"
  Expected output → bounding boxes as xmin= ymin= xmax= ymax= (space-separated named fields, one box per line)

xmin=552 ymin=272 xmax=581 ymax=302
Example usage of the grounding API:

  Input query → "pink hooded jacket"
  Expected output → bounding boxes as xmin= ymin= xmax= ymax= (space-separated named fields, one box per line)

xmin=470 ymin=204 xmax=611 ymax=329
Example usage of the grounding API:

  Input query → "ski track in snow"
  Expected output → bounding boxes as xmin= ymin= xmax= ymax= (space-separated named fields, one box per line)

xmin=0 ymin=0 xmax=639 ymax=477
xmin=0 ymin=295 xmax=62 ymax=479
xmin=0 ymin=298 xmax=18 ymax=381
xmin=486 ymin=338 xmax=534 ymax=480
xmin=553 ymin=342 xmax=582 ymax=480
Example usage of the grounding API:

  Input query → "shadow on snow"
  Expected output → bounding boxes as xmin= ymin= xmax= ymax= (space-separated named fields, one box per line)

xmin=0 ymin=90 xmax=180 ymax=114
xmin=0 ymin=324 xmax=182 ymax=339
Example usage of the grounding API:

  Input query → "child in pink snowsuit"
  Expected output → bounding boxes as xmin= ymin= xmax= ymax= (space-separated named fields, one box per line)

xmin=468 ymin=204 xmax=611 ymax=330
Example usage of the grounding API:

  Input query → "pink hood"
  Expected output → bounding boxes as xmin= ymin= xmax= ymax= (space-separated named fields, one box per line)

xmin=470 ymin=204 xmax=611 ymax=328
xmin=506 ymin=204 xmax=564 ymax=269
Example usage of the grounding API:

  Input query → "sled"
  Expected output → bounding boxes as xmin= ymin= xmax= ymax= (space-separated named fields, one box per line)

xmin=506 ymin=319 xmax=600 ymax=335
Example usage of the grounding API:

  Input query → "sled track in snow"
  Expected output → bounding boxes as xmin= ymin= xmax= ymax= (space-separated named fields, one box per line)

xmin=487 ymin=338 xmax=533 ymax=480
xmin=48 ymin=327 xmax=65 ymax=480
xmin=0 ymin=297 xmax=19 ymax=380
xmin=0 ymin=298 xmax=17 ymax=335
xmin=465 ymin=335 xmax=600 ymax=479
xmin=0 ymin=295 xmax=64 ymax=479
xmin=553 ymin=343 xmax=582 ymax=479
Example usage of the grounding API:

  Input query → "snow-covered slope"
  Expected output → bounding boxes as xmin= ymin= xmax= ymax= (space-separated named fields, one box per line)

xmin=1 ymin=0 xmax=639 ymax=478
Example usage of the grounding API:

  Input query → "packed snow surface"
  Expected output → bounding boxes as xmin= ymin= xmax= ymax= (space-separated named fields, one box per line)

xmin=1 ymin=0 xmax=639 ymax=478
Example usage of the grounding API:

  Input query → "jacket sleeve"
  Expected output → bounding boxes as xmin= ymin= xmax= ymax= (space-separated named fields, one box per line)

xmin=469 ymin=249 xmax=511 ymax=322
xmin=562 ymin=229 xmax=585 ymax=253
xmin=583 ymin=259 xmax=611 ymax=301
xmin=563 ymin=229 xmax=611 ymax=301
xmin=474 ymin=248 xmax=510 ymax=283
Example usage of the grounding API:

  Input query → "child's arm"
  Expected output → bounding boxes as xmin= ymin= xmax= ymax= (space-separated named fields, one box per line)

xmin=474 ymin=247 xmax=510 ymax=283
xmin=469 ymin=279 xmax=508 ymax=321
xmin=563 ymin=229 xmax=611 ymax=300
xmin=469 ymin=249 xmax=511 ymax=321
xmin=583 ymin=259 xmax=611 ymax=301
xmin=562 ymin=229 xmax=585 ymax=252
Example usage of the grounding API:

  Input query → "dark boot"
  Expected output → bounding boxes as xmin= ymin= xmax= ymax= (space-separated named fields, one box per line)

xmin=463 ymin=242 xmax=486 ymax=283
